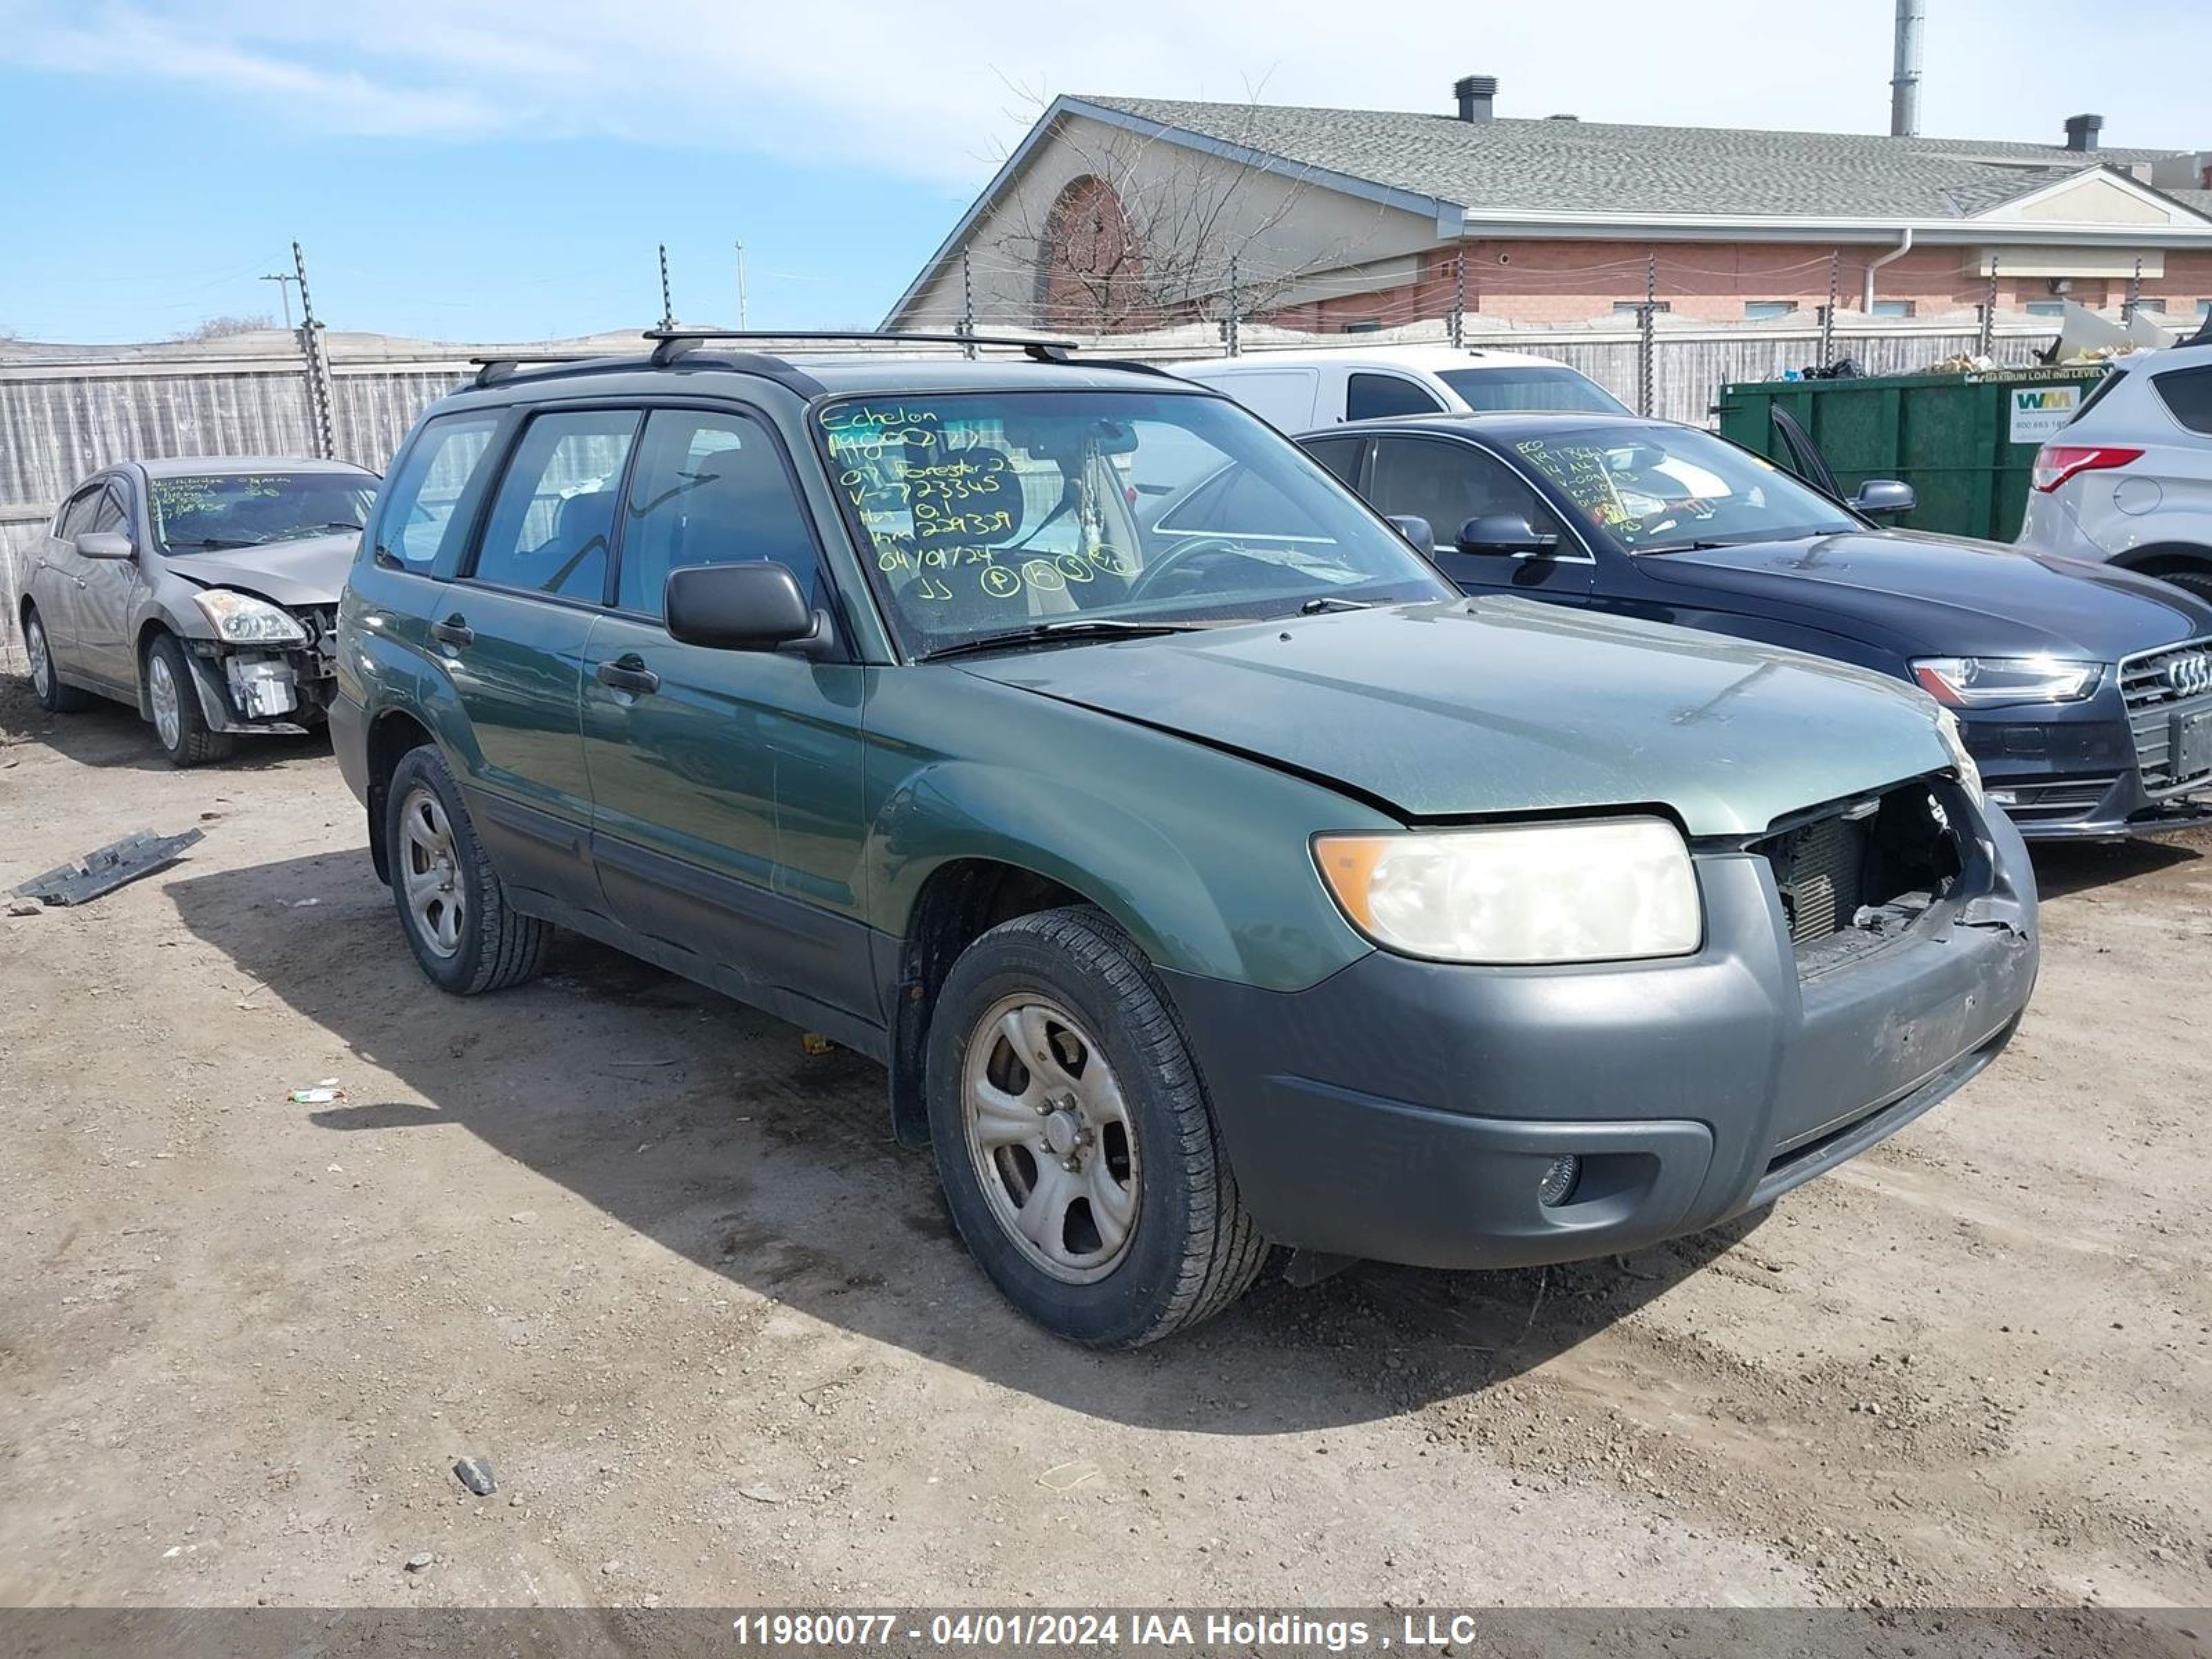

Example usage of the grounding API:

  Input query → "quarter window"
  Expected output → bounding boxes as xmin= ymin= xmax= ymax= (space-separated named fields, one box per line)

xmin=375 ymin=413 xmax=502 ymax=573
xmin=2152 ymin=365 xmax=2212 ymax=435
xmin=1345 ymin=373 xmax=1445 ymax=420
xmin=471 ymin=409 xmax=641 ymax=600
xmin=615 ymin=409 xmax=822 ymax=617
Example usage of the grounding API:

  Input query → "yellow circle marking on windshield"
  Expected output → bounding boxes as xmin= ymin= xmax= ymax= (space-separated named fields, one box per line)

xmin=1055 ymin=553 xmax=1094 ymax=583
xmin=980 ymin=565 xmax=1022 ymax=600
xmin=1022 ymin=559 xmax=1067 ymax=593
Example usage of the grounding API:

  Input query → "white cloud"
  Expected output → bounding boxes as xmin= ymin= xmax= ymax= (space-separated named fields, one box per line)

xmin=4 ymin=0 xmax=2206 ymax=181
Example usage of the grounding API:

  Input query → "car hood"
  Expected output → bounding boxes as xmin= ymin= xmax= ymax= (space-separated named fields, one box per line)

xmin=1639 ymin=529 xmax=2212 ymax=659
xmin=957 ymin=599 xmax=1955 ymax=838
xmin=161 ymin=532 xmax=357 ymax=609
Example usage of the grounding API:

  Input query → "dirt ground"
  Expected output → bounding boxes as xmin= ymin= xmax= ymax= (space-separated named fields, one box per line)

xmin=1 ymin=674 xmax=2209 ymax=1615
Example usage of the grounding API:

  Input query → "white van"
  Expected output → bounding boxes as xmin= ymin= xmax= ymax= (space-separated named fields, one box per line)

xmin=1168 ymin=344 xmax=1629 ymax=431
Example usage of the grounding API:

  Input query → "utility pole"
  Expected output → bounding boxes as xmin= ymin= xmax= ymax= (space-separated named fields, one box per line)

xmin=1638 ymin=254 xmax=1657 ymax=416
xmin=657 ymin=243 xmax=674 ymax=331
xmin=734 ymin=241 xmax=749 ymax=330
xmin=259 ymin=272 xmax=298 ymax=330
xmin=1890 ymin=0 xmax=1926 ymax=138
xmin=292 ymin=241 xmax=335 ymax=461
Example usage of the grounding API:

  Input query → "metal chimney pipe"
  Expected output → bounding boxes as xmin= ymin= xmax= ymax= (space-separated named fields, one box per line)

xmin=1890 ymin=0 xmax=1925 ymax=138
xmin=1454 ymin=75 xmax=1498 ymax=123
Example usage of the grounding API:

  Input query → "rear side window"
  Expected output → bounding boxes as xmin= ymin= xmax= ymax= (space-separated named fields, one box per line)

xmin=2150 ymin=366 xmax=2212 ymax=435
xmin=1346 ymin=373 xmax=1445 ymax=420
xmin=615 ymin=409 xmax=823 ymax=617
xmin=374 ymin=413 xmax=502 ymax=574
xmin=470 ymin=409 xmax=641 ymax=601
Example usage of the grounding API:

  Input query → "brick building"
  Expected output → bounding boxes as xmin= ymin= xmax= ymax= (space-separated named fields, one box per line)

xmin=888 ymin=80 xmax=2212 ymax=335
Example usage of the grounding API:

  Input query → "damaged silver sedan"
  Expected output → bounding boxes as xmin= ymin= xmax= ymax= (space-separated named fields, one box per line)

xmin=19 ymin=456 xmax=377 ymax=766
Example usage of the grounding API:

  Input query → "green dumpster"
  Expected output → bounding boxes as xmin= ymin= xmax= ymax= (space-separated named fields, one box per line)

xmin=1714 ymin=365 xmax=2109 ymax=543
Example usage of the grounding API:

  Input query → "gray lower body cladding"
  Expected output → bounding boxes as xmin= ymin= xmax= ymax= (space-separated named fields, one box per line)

xmin=1159 ymin=808 xmax=2038 ymax=1271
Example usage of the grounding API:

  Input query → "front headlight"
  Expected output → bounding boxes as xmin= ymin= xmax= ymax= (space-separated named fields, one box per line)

xmin=1911 ymin=655 xmax=2101 ymax=707
xmin=1935 ymin=708 xmax=1985 ymax=807
xmin=193 ymin=588 xmax=308 ymax=645
xmin=1313 ymin=817 xmax=1703 ymax=965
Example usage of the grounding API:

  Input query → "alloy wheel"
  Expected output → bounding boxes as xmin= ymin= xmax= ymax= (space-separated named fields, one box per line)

xmin=147 ymin=650 xmax=182 ymax=751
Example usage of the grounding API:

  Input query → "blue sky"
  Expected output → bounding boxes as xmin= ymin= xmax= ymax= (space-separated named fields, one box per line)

xmin=3 ymin=0 xmax=2206 ymax=345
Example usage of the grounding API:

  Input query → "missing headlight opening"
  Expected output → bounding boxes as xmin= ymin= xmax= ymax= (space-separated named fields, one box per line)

xmin=224 ymin=655 xmax=300 ymax=720
xmin=1754 ymin=783 xmax=1965 ymax=966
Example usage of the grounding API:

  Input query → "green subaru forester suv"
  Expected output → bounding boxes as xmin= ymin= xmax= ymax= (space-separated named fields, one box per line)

xmin=332 ymin=334 xmax=2038 ymax=1347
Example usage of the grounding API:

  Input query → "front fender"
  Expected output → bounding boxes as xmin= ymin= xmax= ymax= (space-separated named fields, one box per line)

xmin=865 ymin=756 xmax=1380 ymax=993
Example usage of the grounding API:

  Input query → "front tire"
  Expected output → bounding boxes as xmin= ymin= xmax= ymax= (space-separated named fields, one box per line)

xmin=383 ymin=744 xmax=551 ymax=995
xmin=145 ymin=634 xmax=234 ymax=767
xmin=925 ymin=906 xmax=1268 ymax=1348
xmin=23 ymin=606 xmax=91 ymax=713
xmin=2159 ymin=569 xmax=2212 ymax=606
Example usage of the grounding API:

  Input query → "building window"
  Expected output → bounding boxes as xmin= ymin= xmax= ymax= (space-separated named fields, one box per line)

xmin=2128 ymin=298 xmax=2166 ymax=315
xmin=1743 ymin=301 xmax=1799 ymax=320
xmin=1872 ymin=300 xmax=1916 ymax=318
xmin=1611 ymin=301 xmax=1671 ymax=317
xmin=2025 ymin=301 xmax=2068 ymax=317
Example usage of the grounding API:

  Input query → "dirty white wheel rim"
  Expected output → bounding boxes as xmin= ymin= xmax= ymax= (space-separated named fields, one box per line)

xmin=962 ymin=993 xmax=1141 ymax=1284
xmin=147 ymin=651 xmax=182 ymax=750
xmin=27 ymin=617 xmax=51 ymax=698
xmin=397 ymin=784 xmax=465 ymax=959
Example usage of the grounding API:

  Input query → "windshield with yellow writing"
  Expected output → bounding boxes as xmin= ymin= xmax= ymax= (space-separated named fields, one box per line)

xmin=1512 ymin=425 xmax=1857 ymax=552
xmin=816 ymin=391 xmax=1448 ymax=653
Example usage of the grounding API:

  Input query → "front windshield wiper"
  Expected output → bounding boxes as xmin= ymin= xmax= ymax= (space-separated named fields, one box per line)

xmin=1297 ymin=595 xmax=1371 ymax=615
xmin=310 ymin=521 xmax=366 ymax=534
xmin=1635 ymin=538 xmax=1733 ymax=554
xmin=162 ymin=536 xmax=253 ymax=551
xmin=916 ymin=618 xmax=1217 ymax=664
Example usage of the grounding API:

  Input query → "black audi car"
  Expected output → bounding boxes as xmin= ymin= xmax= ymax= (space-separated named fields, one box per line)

xmin=1286 ymin=412 xmax=2212 ymax=840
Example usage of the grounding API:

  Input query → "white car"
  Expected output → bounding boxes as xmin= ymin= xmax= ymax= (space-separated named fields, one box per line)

xmin=2016 ymin=335 xmax=2212 ymax=603
xmin=1167 ymin=344 xmax=1629 ymax=433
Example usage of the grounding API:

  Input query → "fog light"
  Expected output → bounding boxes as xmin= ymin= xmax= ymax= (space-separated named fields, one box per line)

xmin=1537 ymin=1154 xmax=1582 ymax=1208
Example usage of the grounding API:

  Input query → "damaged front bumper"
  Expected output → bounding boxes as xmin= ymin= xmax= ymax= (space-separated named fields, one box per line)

xmin=1155 ymin=787 xmax=2038 ymax=1272
xmin=174 ymin=609 xmax=338 ymax=736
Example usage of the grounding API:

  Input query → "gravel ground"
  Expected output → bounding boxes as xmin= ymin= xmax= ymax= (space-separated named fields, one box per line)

xmin=1 ymin=677 xmax=2209 ymax=1613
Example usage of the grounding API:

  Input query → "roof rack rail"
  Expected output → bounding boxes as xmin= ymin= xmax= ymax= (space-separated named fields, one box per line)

xmin=642 ymin=328 xmax=1077 ymax=367
xmin=469 ymin=353 xmax=613 ymax=388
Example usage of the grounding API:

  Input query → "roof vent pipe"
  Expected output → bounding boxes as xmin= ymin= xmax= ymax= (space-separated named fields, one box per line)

xmin=2064 ymin=113 xmax=2103 ymax=152
xmin=1454 ymin=75 xmax=1498 ymax=123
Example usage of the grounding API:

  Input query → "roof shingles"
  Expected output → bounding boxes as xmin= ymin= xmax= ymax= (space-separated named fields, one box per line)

xmin=1074 ymin=96 xmax=2199 ymax=222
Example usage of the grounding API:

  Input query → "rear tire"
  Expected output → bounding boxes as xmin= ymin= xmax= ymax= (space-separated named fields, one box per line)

xmin=22 ymin=606 xmax=90 ymax=713
xmin=145 ymin=633 xmax=234 ymax=767
xmin=383 ymin=744 xmax=551 ymax=995
xmin=925 ymin=906 xmax=1269 ymax=1348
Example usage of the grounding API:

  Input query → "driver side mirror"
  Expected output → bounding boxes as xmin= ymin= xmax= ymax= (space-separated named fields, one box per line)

xmin=665 ymin=561 xmax=826 ymax=655
xmin=1848 ymin=479 xmax=1916 ymax=516
xmin=1456 ymin=513 xmax=1560 ymax=556
xmin=76 ymin=531 xmax=135 ymax=561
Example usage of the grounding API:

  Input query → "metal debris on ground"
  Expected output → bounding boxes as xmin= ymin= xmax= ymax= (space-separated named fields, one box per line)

xmin=403 ymin=1551 xmax=434 ymax=1572
xmin=452 ymin=1456 xmax=496 ymax=1497
xmin=10 ymin=829 xmax=204 ymax=907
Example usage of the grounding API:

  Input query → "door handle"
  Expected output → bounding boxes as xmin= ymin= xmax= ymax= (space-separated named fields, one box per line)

xmin=594 ymin=655 xmax=660 ymax=695
xmin=429 ymin=615 xmax=474 ymax=648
